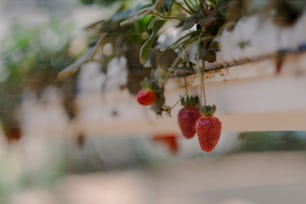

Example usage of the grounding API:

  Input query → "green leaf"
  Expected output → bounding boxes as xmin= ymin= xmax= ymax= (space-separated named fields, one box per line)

xmin=57 ymin=36 xmax=105 ymax=79
xmin=112 ymin=4 xmax=151 ymax=22
xmin=206 ymin=0 xmax=217 ymax=7
xmin=163 ymin=0 xmax=173 ymax=12
xmin=139 ymin=37 xmax=155 ymax=64
xmin=182 ymin=16 xmax=199 ymax=30
xmin=139 ymin=20 xmax=165 ymax=64
xmin=119 ymin=3 xmax=156 ymax=26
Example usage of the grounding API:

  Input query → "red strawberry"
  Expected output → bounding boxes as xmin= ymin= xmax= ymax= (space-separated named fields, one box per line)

xmin=195 ymin=105 xmax=222 ymax=152
xmin=152 ymin=134 xmax=179 ymax=155
xmin=178 ymin=95 xmax=201 ymax=139
xmin=3 ymin=126 xmax=22 ymax=143
xmin=137 ymin=78 xmax=160 ymax=106
xmin=136 ymin=89 xmax=156 ymax=106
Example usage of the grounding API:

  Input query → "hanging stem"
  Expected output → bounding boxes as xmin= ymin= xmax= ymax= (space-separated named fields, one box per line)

xmin=170 ymin=98 xmax=181 ymax=109
xmin=150 ymin=67 xmax=155 ymax=78
xmin=199 ymin=0 xmax=209 ymax=17
xmin=153 ymin=12 xmax=185 ymax=20
xmin=184 ymin=75 xmax=188 ymax=96
xmin=173 ymin=0 xmax=193 ymax=15
xmin=200 ymin=60 xmax=207 ymax=106
xmin=183 ymin=45 xmax=190 ymax=96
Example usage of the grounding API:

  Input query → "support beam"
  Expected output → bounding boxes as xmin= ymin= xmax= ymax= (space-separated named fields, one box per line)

xmin=75 ymin=52 xmax=306 ymax=136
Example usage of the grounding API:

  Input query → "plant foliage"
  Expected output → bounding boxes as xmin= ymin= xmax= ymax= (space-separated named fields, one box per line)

xmin=0 ymin=21 xmax=78 ymax=141
xmin=60 ymin=0 xmax=306 ymax=116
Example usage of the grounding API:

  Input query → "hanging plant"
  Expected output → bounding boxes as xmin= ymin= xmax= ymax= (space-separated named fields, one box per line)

xmin=0 ymin=21 xmax=78 ymax=142
xmin=58 ymin=0 xmax=306 ymax=152
xmin=60 ymin=0 xmax=306 ymax=95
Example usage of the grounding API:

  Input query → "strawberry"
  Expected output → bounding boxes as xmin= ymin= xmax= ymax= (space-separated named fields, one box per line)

xmin=178 ymin=95 xmax=201 ymax=139
xmin=152 ymin=133 xmax=179 ymax=155
xmin=136 ymin=78 xmax=160 ymax=106
xmin=136 ymin=88 xmax=156 ymax=106
xmin=195 ymin=105 xmax=222 ymax=152
xmin=3 ymin=126 xmax=22 ymax=143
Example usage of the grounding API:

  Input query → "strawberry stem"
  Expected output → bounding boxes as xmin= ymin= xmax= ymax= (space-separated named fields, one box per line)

xmin=184 ymin=75 xmax=188 ymax=96
xmin=200 ymin=60 xmax=207 ymax=106
xmin=171 ymin=98 xmax=181 ymax=109
xmin=141 ymin=77 xmax=159 ymax=91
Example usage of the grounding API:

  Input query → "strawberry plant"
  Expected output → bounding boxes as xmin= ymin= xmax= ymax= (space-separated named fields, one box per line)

xmin=60 ymin=0 xmax=306 ymax=108
xmin=0 ymin=21 xmax=77 ymax=142
xmin=57 ymin=0 xmax=306 ymax=152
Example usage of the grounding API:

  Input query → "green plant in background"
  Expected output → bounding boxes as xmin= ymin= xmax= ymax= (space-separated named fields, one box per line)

xmin=0 ymin=21 xmax=74 ymax=198
xmin=238 ymin=131 xmax=306 ymax=152
xmin=0 ymin=20 xmax=79 ymax=142
xmin=80 ymin=0 xmax=127 ymax=6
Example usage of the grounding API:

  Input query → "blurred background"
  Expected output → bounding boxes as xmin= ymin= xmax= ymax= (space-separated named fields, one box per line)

xmin=0 ymin=0 xmax=306 ymax=204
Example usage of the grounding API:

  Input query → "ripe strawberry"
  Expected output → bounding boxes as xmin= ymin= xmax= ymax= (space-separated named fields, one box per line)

xmin=195 ymin=105 xmax=222 ymax=152
xmin=136 ymin=89 xmax=156 ymax=106
xmin=152 ymin=133 xmax=179 ymax=155
xmin=137 ymin=78 xmax=160 ymax=106
xmin=178 ymin=95 xmax=200 ymax=139
xmin=3 ymin=126 xmax=22 ymax=143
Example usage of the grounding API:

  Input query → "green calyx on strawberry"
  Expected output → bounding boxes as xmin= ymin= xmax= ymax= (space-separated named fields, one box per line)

xmin=178 ymin=95 xmax=201 ymax=139
xmin=195 ymin=104 xmax=222 ymax=153
xmin=136 ymin=78 xmax=159 ymax=106
xmin=180 ymin=95 xmax=200 ymax=107
xmin=199 ymin=104 xmax=216 ymax=116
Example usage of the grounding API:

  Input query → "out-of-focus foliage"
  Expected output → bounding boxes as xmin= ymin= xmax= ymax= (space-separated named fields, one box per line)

xmin=80 ymin=0 xmax=127 ymax=6
xmin=0 ymin=21 xmax=78 ymax=142
xmin=238 ymin=131 xmax=306 ymax=152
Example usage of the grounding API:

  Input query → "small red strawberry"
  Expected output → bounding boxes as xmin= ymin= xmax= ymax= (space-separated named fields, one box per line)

xmin=136 ymin=78 xmax=160 ymax=106
xmin=195 ymin=105 xmax=222 ymax=152
xmin=3 ymin=126 xmax=22 ymax=143
xmin=136 ymin=88 xmax=156 ymax=106
xmin=178 ymin=95 xmax=201 ymax=139
xmin=152 ymin=134 xmax=179 ymax=155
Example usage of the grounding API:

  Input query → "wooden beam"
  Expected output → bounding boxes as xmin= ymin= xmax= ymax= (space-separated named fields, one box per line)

xmin=73 ymin=52 xmax=306 ymax=135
